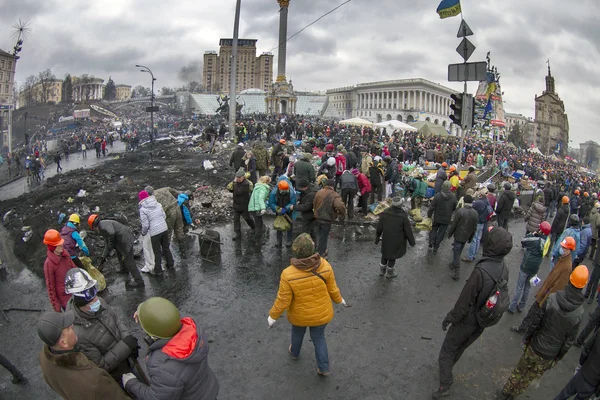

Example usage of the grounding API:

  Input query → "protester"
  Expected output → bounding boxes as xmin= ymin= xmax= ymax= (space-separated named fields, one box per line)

xmin=447 ymin=194 xmax=478 ymax=280
xmin=139 ymin=190 xmax=174 ymax=274
xmin=313 ymin=179 xmax=346 ymax=257
xmin=227 ymin=168 xmax=256 ymax=241
xmin=43 ymin=229 xmax=76 ymax=312
xmin=428 ymin=181 xmax=458 ymax=253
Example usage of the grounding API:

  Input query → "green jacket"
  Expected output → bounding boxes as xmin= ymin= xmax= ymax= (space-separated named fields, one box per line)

xmin=253 ymin=145 xmax=269 ymax=171
xmin=293 ymin=159 xmax=316 ymax=183
xmin=411 ymin=178 xmax=428 ymax=198
xmin=248 ymin=182 xmax=271 ymax=212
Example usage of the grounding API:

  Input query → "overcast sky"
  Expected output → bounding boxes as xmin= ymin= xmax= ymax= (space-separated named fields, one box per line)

xmin=0 ymin=0 xmax=597 ymax=145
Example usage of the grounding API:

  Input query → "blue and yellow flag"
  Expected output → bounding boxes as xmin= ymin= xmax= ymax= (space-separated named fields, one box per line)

xmin=436 ymin=0 xmax=461 ymax=19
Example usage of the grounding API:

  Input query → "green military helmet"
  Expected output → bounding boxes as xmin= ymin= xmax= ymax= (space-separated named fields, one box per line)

xmin=137 ymin=297 xmax=182 ymax=339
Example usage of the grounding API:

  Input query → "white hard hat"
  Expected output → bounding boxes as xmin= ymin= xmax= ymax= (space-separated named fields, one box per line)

xmin=327 ymin=157 xmax=336 ymax=166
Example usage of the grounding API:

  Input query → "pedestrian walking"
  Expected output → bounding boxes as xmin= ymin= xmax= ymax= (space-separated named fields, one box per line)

xmin=43 ymin=229 xmax=76 ymax=312
xmin=37 ymin=311 xmax=130 ymax=399
xmin=375 ymin=196 xmax=416 ymax=278
xmin=123 ymin=297 xmax=219 ymax=399
xmin=268 ymin=177 xmax=297 ymax=248
xmin=497 ymin=266 xmax=589 ymax=400
xmin=427 ymin=181 xmax=457 ymax=253
xmin=508 ymin=222 xmax=550 ymax=314
xmin=139 ymin=190 xmax=174 ymax=274
xmin=81 ymin=143 xmax=87 ymax=158
xmin=248 ymin=175 xmax=272 ymax=231
xmin=497 ymin=183 xmax=516 ymax=230
xmin=268 ymin=234 xmax=348 ymax=376
xmin=54 ymin=152 xmax=62 ymax=173
xmin=88 ymin=214 xmax=145 ymax=288
xmin=227 ymin=168 xmax=256 ymax=240
xmin=229 ymin=143 xmax=246 ymax=172
xmin=555 ymin=327 xmax=600 ymax=400
xmin=447 ymin=194 xmax=478 ymax=280
xmin=313 ymin=179 xmax=346 ymax=257
xmin=433 ymin=226 xmax=513 ymax=399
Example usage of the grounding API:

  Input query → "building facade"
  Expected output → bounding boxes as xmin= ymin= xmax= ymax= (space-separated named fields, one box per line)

xmin=18 ymin=79 xmax=63 ymax=108
xmin=202 ymin=39 xmax=274 ymax=94
xmin=327 ymin=78 xmax=458 ymax=132
xmin=72 ymin=76 xmax=104 ymax=102
xmin=534 ymin=67 xmax=569 ymax=155
xmin=505 ymin=112 xmax=536 ymax=146
xmin=115 ymin=84 xmax=132 ymax=101
xmin=0 ymin=49 xmax=17 ymax=149
xmin=579 ymin=141 xmax=600 ymax=171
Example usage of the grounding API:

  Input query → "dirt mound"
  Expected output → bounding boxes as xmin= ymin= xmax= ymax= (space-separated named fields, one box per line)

xmin=0 ymin=140 xmax=236 ymax=272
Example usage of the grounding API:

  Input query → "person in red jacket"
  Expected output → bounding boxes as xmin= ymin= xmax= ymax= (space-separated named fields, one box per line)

xmin=352 ymin=168 xmax=371 ymax=214
xmin=43 ymin=229 xmax=76 ymax=312
xmin=334 ymin=149 xmax=347 ymax=190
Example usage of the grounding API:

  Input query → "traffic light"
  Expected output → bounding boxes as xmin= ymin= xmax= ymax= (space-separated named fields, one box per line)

xmin=450 ymin=93 xmax=463 ymax=127
xmin=462 ymin=94 xmax=475 ymax=130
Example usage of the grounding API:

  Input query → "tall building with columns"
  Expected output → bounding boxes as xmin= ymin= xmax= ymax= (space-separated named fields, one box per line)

xmin=72 ymin=76 xmax=104 ymax=102
xmin=327 ymin=78 xmax=458 ymax=132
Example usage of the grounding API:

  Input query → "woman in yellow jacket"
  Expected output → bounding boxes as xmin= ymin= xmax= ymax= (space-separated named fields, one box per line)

xmin=268 ymin=233 xmax=348 ymax=376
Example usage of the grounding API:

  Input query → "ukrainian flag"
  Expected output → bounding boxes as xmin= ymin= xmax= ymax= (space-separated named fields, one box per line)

xmin=436 ymin=0 xmax=461 ymax=19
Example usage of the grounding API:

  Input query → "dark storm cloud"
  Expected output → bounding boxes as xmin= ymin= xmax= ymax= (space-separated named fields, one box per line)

xmin=178 ymin=60 xmax=203 ymax=83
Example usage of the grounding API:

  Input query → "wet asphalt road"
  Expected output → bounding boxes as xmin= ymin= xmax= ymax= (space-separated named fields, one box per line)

xmin=0 ymin=141 xmax=126 ymax=202
xmin=0 ymin=218 xmax=593 ymax=399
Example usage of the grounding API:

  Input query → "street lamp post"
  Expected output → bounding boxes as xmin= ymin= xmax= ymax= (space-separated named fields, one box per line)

xmin=135 ymin=64 xmax=156 ymax=161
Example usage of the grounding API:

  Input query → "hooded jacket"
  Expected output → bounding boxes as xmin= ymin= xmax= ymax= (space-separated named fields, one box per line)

xmin=527 ymin=284 xmax=584 ymax=360
xmin=447 ymin=203 xmax=479 ymax=243
xmin=248 ymin=182 xmax=271 ymax=212
xmin=139 ymin=197 xmax=168 ymax=237
xmin=552 ymin=204 xmax=570 ymax=235
xmin=227 ymin=178 xmax=254 ymax=212
xmin=445 ymin=227 xmax=512 ymax=326
xmin=293 ymin=184 xmax=318 ymax=222
xmin=368 ymin=161 xmax=385 ymax=186
xmin=340 ymin=170 xmax=358 ymax=192
xmin=39 ymin=346 xmax=130 ymax=400
xmin=61 ymin=221 xmax=89 ymax=258
xmin=525 ymin=201 xmax=547 ymax=233
xmin=355 ymin=172 xmax=371 ymax=195
xmin=44 ymin=249 xmax=76 ymax=312
xmin=579 ymin=328 xmax=600 ymax=387
xmin=177 ymin=194 xmax=193 ymax=226
xmin=293 ymin=158 xmax=316 ymax=183
xmin=125 ymin=318 xmax=219 ymax=400
xmin=268 ymin=177 xmax=297 ymax=214
xmin=384 ymin=159 xmax=399 ymax=183
xmin=269 ymin=255 xmax=343 ymax=327
xmin=66 ymin=297 xmax=132 ymax=380
xmin=496 ymin=189 xmax=516 ymax=217
xmin=153 ymin=188 xmax=179 ymax=214
xmin=551 ymin=227 xmax=580 ymax=265
xmin=376 ymin=206 xmax=416 ymax=260
xmin=427 ymin=183 xmax=458 ymax=224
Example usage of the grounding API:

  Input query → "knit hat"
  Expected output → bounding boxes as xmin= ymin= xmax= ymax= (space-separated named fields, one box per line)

xmin=391 ymin=197 xmax=403 ymax=207
xmin=296 ymin=178 xmax=309 ymax=189
xmin=464 ymin=195 xmax=473 ymax=204
xmin=326 ymin=179 xmax=335 ymax=188
xmin=351 ymin=168 xmax=359 ymax=176
xmin=145 ymin=186 xmax=155 ymax=195
xmin=138 ymin=190 xmax=149 ymax=201
xmin=292 ymin=233 xmax=315 ymax=259
xmin=235 ymin=168 xmax=246 ymax=178
xmin=325 ymin=144 xmax=334 ymax=151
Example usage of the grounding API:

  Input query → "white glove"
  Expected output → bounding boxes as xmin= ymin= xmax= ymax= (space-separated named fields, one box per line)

xmin=268 ymin=316 xmax=276 ymax=328
xmin=260 ymin=209 xmax=267 ymax=215
xmin=341 ymin=298 xmax=351 ymax=307
xmin=122 ymin=372 xmax=136 ymax=387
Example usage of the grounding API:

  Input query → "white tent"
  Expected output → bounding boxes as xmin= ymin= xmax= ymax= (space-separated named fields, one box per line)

xmin=374 ymin=119 xmax=418 ymax=132
xmin=339 ymin=117 xmax=373 ymax=126
xmin=528 ymin=147 xmax=543 ymax=155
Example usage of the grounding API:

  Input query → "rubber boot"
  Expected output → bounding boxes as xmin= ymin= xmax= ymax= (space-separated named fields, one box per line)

xmin=450 ymin=265 xmax=460 ymax=281
xmin=379 ymin=264 xmax=387 ymax=276
xmin=385 ymin=266 xmax=397 ymax=279
xmin=432 ymin=386 xmax=451 ymax=399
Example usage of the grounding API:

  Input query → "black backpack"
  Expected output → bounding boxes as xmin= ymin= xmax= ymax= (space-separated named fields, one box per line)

xmin=476 ymin=263 xmax=509 ymax=328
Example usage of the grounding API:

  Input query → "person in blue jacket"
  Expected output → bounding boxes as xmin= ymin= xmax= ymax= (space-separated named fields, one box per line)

xmin=551 ymin=214 xmax=581 ymax=269
xmin=268 ymin=176 xmax=297 ymax=248
xmin=177 ymin=191 xmax=195 ymax=231
xmin=60 ymin=214 xmax=89 ymax=269
xmin=574 ymin=216 xmax=593 ymax=267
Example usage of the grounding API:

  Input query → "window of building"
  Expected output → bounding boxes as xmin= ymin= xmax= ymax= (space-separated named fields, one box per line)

xmin=3 ymin=85 xmax=7 ymax=94
xmin=0 ymin=73 xmax=2 ymax=81
xmin=7 ymin=61 xmax=12 ymax=70
xmin=6 ymin=73 xmax=9 ymax=82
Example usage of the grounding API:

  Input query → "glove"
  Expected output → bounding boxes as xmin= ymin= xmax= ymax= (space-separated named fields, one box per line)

xmin=123 ymin=335 xmax=140 ymax=359
xmin=122 ymin=372 xmax=136 ymax=387
xmin=260 ymin=209 xmax=267 ymax=215
xmin=341 ymin=298 xmax=351 ymax=307
xmin=442 ymin=318 xmax=450 ymax=331
xmin=268 ymin=316 xmax=276 ymax=328
xmin=281 ymin=207 xmax=287 ymax=215
xmin=375 ymin=237 xmax=380 ymax=245
xmin=276 ymin=207 xmax=282 ymax=214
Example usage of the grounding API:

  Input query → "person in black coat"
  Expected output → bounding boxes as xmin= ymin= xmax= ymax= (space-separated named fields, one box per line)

xmin=447 ymin=195 xmax=479 ymax=280
xmin=229 ymin=144 xmax=246 ymax=172
xmin=496 ymin=183 xmax=517 ymax=230
xmin=375 ymin=197 xmax=415 ymax=279
xmin=433 ymin=227 xmax=513 ymax=399
xmin=556 ymin=328 xmax=600 ymax=400
xmin=292 ymin=179 xmax=318 ymax=242
xmin=427 ymin=181 xmax=458 ymax=252
xmin=551 ymin=197 xmax=571 ymax=246
xmin=227 ymin=169 xmax=256 ymax=240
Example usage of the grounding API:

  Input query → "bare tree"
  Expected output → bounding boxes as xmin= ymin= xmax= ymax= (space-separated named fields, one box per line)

xmin=78 ymin=74 xmax=94 ymax=102
xmin=22 ymin=75 xmax=37 ymax=107
xmin=38 ymin=69 xmax=55 ymax=104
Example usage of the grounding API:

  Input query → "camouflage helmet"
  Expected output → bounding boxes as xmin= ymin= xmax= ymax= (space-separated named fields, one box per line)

xmin=137 ymin=297 xmax=182 ymax=339
xmin=292 ymin=233 xmax=315 ymax=259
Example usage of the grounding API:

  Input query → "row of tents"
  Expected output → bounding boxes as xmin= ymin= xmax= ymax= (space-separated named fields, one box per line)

xmin=338 ymin=117 xmax=450 ymax=137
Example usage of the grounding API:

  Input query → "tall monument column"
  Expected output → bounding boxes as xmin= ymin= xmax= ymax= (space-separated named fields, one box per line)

xmin=276 ymin=0 xmax=289 ymax=82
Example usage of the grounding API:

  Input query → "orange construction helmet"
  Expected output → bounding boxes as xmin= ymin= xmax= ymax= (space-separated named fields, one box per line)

xmin=277 ymin=180 xmax=290 ymax=191
xmin=574 ymin=190 xmax=580 ymax=195
xmin=442 ymin=162 xmax=448 ymax=168
xmin=279 ymin=139 xmax=286 ymax=145
xmin=88 ymin=214 xmax=99 ymax=230
xmin=584 ymin=192 xmax=589 ymax=197
xmin=449 ymin=166 xmax=456 ymax=172
xmin=570 ymin=265 xmax=589 ymax=289
xmin=560 ymin=236 xmax=576 ymax=251
xmin=562 ymin=196 xmax=570 ymax=204
xmin=43 ymin=229 xmax=64 ymax=247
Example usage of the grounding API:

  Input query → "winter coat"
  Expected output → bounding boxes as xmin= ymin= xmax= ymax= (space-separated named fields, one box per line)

xmin=487 ymin=193 xmax=497 ymax=210
xmin=384 ymin=159 xmax=399 ymax=183
xmin=577 ymin=224 xmax=592 ymax=259
xmin=361 ymin=154 xmax=372 ymax=176
xmin=246 ymin=156 xmax=257 ymax=183
xmin=271 ymin=143 xmax=284 ymax=167
xmin=293 ymin=159 xmax=316 ymax=183
xmin=317 ymin=163 xmax=336 ymax=180
xmin=253 ymin=144 xmax=269 ymax=171
xmin=294 ymin=184 xmax=318 ymax=222
xmin=39 ymin=346 xmax=131 ymax=400
xmin=520 ymin=233 xmax=547 ymax=276
xmin=535 ymin=254 xmax=572 ymax=306
xmin=356 ymin=172 xmax=371 ymax=196
xmin=369 ymin=162 xmax=385 ymax=186
xmin=227 ymin=178 xmax=254 ymax=212
xmin=66 ymin=297 xmax=132 ymax=380
xmin=334 ymin=154 xmax=346 ymax=176
xmin=345 ymin=151 xmax=358 ymax=169
xmin=590 ymin=207 xmax=600 ymax=240
xmin=248 ymin=182 xmax=271 ymax=212
xmin=525 ymin=201 xmax=547 ymax=233
xmin=269 ymin=255 xmax=343 ymax=327
xmin=427 ymin=186 xmax=458 ymax=225
xmin=340 ymin=171 xmax=358 ymax=193
xmin=229 ymin=147 xmax=246 ymax=171
xmin=543 ymin=187 xmax=555 ymax=207
xmin=496 ymin=190 xmax=516 ymax=217
xmin=411 ymin=178 xmax=428 ymax=198
xmin=579 ymin=328 xmax=600 ymax=388
xmin=139 ymin=197 xmax=168 ymax=237
xmin=376 ymin=206 xmax=416 ymax=260
xmin=462 ymin=172 xmax=478 ymax=191
xmin=571 ymin=196 xmax=582 ymax=215
xmin=153 ymin=188 xmax=179 ymax=214
xmin=472 ymin=197 xmax=492 ymax=224
xmin=61 ymin=222 xmax=89 ymax=257
xmin=526 ymin=285 xmax=584 ymax=360
xmin=44 ymin=249 xmax=76 ymax=312
xmin=125 ymin=318 xmax=219 ymax=400
xmin=552 ymin=204 xmax=570 ymax=235
xmin=445 ymin=227 xmax=512 ymax=326
xmin=98 ymin=220 xmax=135 ymax=259
xmin=434 ymin=167 xmax=447 ymax=193
xmin=313 ymin=187 xmax=346 ymax=222
xmin=268 ymin=178 xmax=297 ymax=214
xmin=552 ymin=227 xmax=581 ymax=265
xmin=581 ymin=200 xmax=592 ymax=219
xmin=447 ymin=204 xmax=478 ymax=243
xmin=177 ymin=194 xmax=193 ymax=226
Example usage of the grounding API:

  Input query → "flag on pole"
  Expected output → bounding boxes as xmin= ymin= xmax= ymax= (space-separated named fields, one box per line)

xmin=436 ymin=0 xmax=461 ymax=19
xmin=483 ymin=98 xmax=492 ymax=119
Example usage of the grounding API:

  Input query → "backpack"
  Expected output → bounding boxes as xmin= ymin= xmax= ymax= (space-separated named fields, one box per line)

xmin=476 ymin=263 xmax=509 ymax=328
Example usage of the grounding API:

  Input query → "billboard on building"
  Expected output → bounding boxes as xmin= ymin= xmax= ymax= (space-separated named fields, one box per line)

xmin=73 ymin=109 xmax=90 ymax=119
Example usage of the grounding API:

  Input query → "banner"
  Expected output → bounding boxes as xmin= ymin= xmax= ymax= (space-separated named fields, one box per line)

xmin=436 ymin=0 xmax=461 ymax=19
xmin=73 ymin=109 xmax=90 ymax=119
